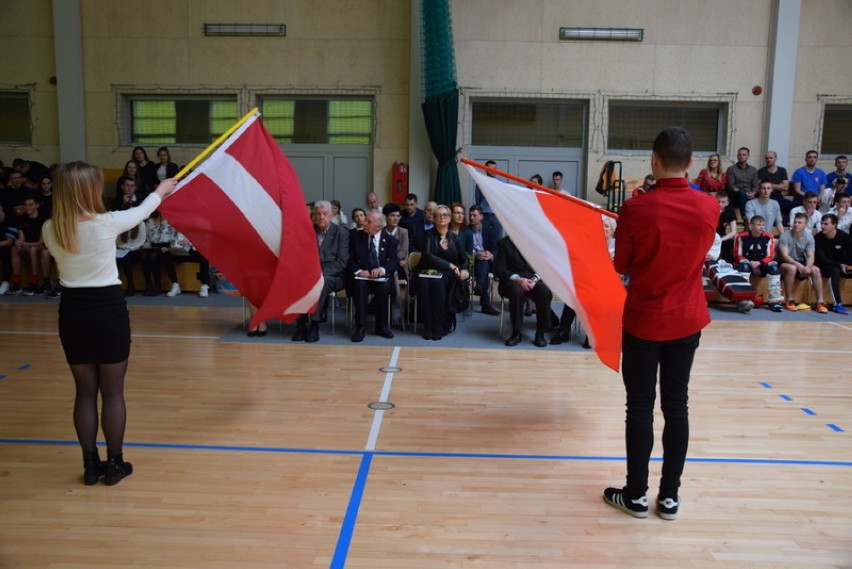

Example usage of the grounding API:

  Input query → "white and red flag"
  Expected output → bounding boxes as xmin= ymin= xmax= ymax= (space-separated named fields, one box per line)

xmin=160 ymin=112 xmax=323 ymax=328
xmin=464 ymin=161 xmax=625 ymax=371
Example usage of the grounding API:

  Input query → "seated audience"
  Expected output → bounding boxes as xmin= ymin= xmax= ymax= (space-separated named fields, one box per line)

xmin=814 ymin=213 xmax=852 ymax=314
xmin=449 ymin=202 xmax=473 ymax=258
xmin=330 ymin=199 xmax=349 ymax=227
xmin=37 ymin=174 xmax=54 ymax=219
xmin=365 ymin=192 xmax=382 ymax=213
xmin=0 ymin=208 xmax=12 ymax=295
xmin=292 ymin=201 xmax=349 ymax=343
xmin=494 ymin=235 xmax=553 ymax=347
xmin=173 ymin=233 xmax=212 ymax=298
xmin=468 ymin=205 xmax=499 ymax=315
xmin=399 ymin=192 xmax=425 ymax=251
xmin=790 ymin=150 xmax=826 ymax=206
xmin=12 ymin=158 xmax=49 ymax=190
xmin=382 ymin=203 xmax=409 ymax=274
xmin=734 ymin=215 xmax=784 ymax=311
xmin=9 ymin=196 xmax=51 ymax=295
xmin=788 ymin=191 xmax=822 ymax=233
xmin=726 ymin=147 xmax=759 ymax=216
xmin=347 ymin=211 xmax=398 ymax=342
xmin=825 ymin=155 xmax=852 ymax=192
xmin=819 ymin=177 xmax=848 ymax=214
xmin=115 ymin=221 xmax=146 ymax=297
xmin=113 ymin=176 xmax=139 ymax=211
xmin=778 ymin=212 xmax=827 ymax=312
xmin=423 ymin=201 xmax=438 ymax=232
xmin=696 ymin=154 xmax=726 ymax=194
xmin=349 ymin=207 xmax=366 ymax=232
xmin=115 ymin=160 xmax=142 ymax=206
xmin=757 ymin=150 xmax=793 ymax=221
xmin=829 ymin=192 xmax=852 ymax=233
xmin=744 ymin=179 xmax=785 ymax=234
xmin=155 ymin=147 xmax=179 ymax=181
xmin=139 ymin=211 xmax=180 ymax=297
xmin=131 ymin=146 xmax=158 ymax=199
xmin=716 ymin=193 xmax=738 ymax=263
xmin=417 ymin=204 xmax=468 ymax=341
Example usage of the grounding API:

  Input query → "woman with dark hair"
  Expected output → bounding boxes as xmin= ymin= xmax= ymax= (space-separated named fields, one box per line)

xmin=42 ymin=161 xmax=176 ymax=486
xmin=418 ymin=204 xmax=469 ymax=341
xmin=131 ymin=146 xmax=158 ymax=199
xmin=449 ymin=202 xmax=473 ymax=259
xmin=155 ymin=147 xmax=180 ymax=181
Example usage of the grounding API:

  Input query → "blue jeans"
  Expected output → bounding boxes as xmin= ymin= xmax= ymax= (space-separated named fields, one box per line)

xmin=621 ymin=329 xmax=701 ymax=498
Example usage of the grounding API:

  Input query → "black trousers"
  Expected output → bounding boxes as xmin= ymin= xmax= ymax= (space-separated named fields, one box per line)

xmin=822 ymin=265 xmax=852 ymax=305
xmin=352 ymin=278 xmax=391 ymax=329
xmin=621 ymin=329 xmax=701 ymax=499
xmin=498 ymin=279 xmax=552 ymax=334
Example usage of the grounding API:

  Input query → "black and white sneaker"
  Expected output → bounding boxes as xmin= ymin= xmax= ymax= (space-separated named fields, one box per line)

xmin=657 ymin=495 xmax=679 ymax=520
xmin=603 ymin=487 xmax=648 ymax=518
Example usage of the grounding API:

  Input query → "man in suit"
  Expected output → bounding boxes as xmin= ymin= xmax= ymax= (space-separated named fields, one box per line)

xmin=292 ymin=201 xmax=349 ymax=343
xmin=468 ymin=205 xmax=499 ymax=315
xmin=348 ymin=211 xmax=399 ymax=342
xmin=399 ymin=192 xmax=424 ymax=252
xmin=494 ymin=235 xmax=552 ymax=347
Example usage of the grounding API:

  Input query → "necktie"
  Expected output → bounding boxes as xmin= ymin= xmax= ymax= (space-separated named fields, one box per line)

xmin=369 ymin=236 xmax=379 ymax=269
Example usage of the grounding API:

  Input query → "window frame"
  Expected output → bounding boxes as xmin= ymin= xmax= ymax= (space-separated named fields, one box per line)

xmin=0 ymin=90 xmax=33 ymax=146
xmin=820 ymin=102 xmax=852 ymax=157
xmin=258 ymin=95 xmax=375 ymax=145
xmin=121 ymin=93 xmax=241 ymax=146
xmin=605 ymin=98 xmax=730 ymax=156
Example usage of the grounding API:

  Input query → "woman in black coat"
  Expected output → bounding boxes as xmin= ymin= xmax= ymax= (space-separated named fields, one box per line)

xmin=418 ymin=204 xmax=469 ymax=340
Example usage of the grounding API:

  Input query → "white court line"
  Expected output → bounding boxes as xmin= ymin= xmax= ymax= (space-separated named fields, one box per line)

xmin=826 ymin=320 xmax=852 ymax=332
xmin=365 ymin=346 xmax=401 ymax=452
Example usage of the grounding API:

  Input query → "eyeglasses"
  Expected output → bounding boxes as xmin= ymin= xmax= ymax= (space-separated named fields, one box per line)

xmin=436 ymin=212 xmax=451 ymax=218
xmin=452 ymin=210 xmax=464 ymax=215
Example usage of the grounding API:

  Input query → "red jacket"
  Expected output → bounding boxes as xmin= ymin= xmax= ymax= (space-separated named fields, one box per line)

xmin=615 ymin=177 xmax=718 ymax=341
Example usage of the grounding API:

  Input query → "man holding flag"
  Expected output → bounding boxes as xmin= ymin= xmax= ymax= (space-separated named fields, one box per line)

xmin=603 ymin=127 xmax=718 ymax=521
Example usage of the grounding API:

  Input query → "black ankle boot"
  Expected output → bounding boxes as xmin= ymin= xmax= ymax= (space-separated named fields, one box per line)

xmin=83 ymin=450 xmax=106 ymax=486
xmin=105 ymin=453 xmax=133 ymax=486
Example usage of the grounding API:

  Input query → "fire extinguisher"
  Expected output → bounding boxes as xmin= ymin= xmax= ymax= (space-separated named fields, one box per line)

xmin=392 ymin=162 xmax=409 ymax=204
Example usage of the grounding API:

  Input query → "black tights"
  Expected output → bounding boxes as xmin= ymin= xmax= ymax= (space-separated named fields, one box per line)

xmin=70 ymin=360 xmax=129 ymax=458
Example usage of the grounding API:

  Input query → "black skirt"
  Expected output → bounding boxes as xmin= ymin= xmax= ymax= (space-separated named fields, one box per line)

xmin=58 ymin=285 xmax=131 ymax=364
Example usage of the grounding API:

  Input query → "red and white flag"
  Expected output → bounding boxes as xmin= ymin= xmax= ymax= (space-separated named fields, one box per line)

xmin=465 ymin=163 xmax=625 ymax=371
xmin=160 ymin=113 xmax=323 ymax=328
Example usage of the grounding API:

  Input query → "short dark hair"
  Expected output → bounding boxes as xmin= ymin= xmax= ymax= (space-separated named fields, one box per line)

xmin=552 ymin=171 xmax=563 ymax=178
xmin=823 ymin=213 xmax=838 ymax=226
xmin=469 ymin=204 xmax=483 ymax=215
xmin=405 ymin=193 xmax=418 ymax=202
xmin=749 ymin=215 xmax=765 ymax=224
xmin=485 ymin=160 xmax=496 ymax=167
xmin=837 ymin=155 xmax=848 ymax=161
xmin=793 ymin=212 xmax=808 ymax=221
xmin=382 ymin=202 xmax=401 ymax=216
xmin=759 ymin=178 xmax=773 ymax=187
xmin=652 ymin=127 xmax=693 ymax=170
xmin=803 ymin=191 xmax=818 ymax=201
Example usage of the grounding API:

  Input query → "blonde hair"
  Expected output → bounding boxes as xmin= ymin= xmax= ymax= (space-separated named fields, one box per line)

xmin=51 ymin=161 xmax=107 ymax=253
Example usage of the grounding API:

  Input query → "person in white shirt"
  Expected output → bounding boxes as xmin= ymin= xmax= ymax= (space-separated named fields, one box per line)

xmin=788 ymin=192 xmax=822 ymax=234
xmin=829 ymin=192 xmax=852 ymax=233
xmin=42 ymin=161 xmax=175 ymax=487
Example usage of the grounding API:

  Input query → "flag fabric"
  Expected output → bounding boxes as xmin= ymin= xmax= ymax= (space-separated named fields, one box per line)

xmin=159 ymin=113 xmax=323 ymax=328
xmin=465 ymin=164 xmax=625 ymax=371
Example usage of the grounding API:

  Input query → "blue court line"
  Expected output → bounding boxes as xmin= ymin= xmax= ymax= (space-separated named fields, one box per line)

xmin=760 ymin=382 xmax=844 ymax=432
xmin=827 ymin=424 xmax=845 ymax=432
xmin=760 ymin=382 xmax=772 ymax=388
xmin=330 ymin=453 xmax=372 ymax=569
xmin=0 ymin=375 xmax=6 ymax=379
xmin=801 ymin=408 xmax=816 ymax=416
xmin=17 ymin=364 xmax=31 ymax=370
xmin=780 ymin=394 xmax=793 ymax=401
xmin=1 ymin=438 xmax=850 ymax=467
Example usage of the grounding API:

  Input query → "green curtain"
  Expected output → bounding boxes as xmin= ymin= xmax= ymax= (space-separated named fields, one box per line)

xmin=422 ymin=90 xmax=461 ymax=205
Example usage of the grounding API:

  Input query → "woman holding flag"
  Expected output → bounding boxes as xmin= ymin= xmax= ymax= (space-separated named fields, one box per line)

xmin=43 ymin=162 xmax=176 ymax=486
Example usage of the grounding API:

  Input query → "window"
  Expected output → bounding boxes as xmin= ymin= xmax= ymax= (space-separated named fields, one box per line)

xmin=260 ymin=97 xmax=373 ymax=144
xmin=0 ymin=92 xmax=31 ymax=145
xmin=471 ymin=100 xmax=585 ymax=147
xmin=822 ymin=105 xmax=852 ymax=155
xmin=607 ymin=101 xmax=726 ymax=153
xmin=129 ymin=96 xmax=238 ymax=144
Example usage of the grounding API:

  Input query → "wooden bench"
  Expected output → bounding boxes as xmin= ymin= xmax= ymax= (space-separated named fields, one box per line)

xmin=709 ymin=274 xmax=852 ymax=306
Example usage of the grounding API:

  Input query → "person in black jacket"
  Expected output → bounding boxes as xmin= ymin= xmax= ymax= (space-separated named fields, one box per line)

xmin=494 ymin=235 xmax=553 ymax=347
xmin=418 ymin=204 xmax=469 ymax=341
xmin=347 ymin=211 xmax=398 ymax=342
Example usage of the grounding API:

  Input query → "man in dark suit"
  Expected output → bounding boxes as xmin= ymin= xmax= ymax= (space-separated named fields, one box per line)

xmin=292 ymin=201 xmax=349 ymax=343
xmin=348 ymin=211 xmax=399 ymax=342
xmin=399 ymin=192 xmax=424 ymax=252
xmin=494 ymin=235 xmax=553 ymax=347
xmin=468 ymin=205 xmax=500 ymax=315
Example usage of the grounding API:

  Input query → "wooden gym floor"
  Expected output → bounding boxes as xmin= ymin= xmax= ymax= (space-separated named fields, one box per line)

xmin=0 ymin=300 xmax=850 ymax=568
